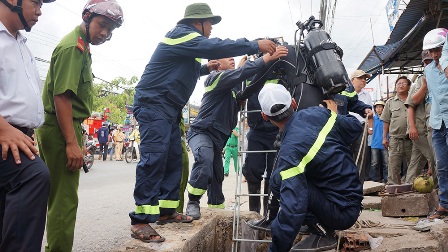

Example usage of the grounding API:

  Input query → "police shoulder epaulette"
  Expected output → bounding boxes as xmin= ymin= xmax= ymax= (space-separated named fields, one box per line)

xmin=76 ymin=37 xmax=90 ymax=53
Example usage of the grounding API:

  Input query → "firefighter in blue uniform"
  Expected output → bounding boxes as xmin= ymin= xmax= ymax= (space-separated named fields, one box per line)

xmin=185 ymin=47 xmax=289 ymax=219
xmin=130 ymin=2 xmax=277 ymax=242
xmin=258 ymin=84 xmax=363 ymax=252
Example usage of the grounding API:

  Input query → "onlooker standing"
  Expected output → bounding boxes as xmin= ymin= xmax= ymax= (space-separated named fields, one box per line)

xmin=381 ymin=76 xmax=412 ymax=184
xmin=128 ymin=125 xmax=140 ymax=160
xmin=113 ymin=125 xmax=125 ymax=161
xmin=0 ymin=0 xmax=54 ymax=251
xmin=36 ymin=1 xmax=124 ymax=251
xmin=349 ymin=70 xmax=373 ymax=180
xmin=97 ymin=122 xmax=109 ymax=161
xmin=404 ymin=50 xmax=435 ymax=184
xmin=223 ymin=127 xmax=239 ymax=176
xmin=370 ymin=101 xmax=388 ymax=183
xmin=422 ymin=28 xmax=448 ymax=219
xmin=108 ymin=130 xmax=114 ymax=160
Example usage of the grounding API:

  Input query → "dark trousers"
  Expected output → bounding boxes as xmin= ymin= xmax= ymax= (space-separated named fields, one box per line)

xmin=99 ymin=142 xmax=107 ymax=160
xmin=130 ymin=107 xmax=182 ymax=224
xmin=0 ymin=147 xmax=50 ymax=252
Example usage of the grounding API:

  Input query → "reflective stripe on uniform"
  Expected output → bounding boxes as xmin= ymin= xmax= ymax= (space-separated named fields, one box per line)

xmin=204 ymin=72 xmax=224 ymax=93
xmin=280 ymin=112 xmax=337 ymax=180
xmin=188 ymin=183 xmax=206 ymax=196
xmin=162 ymin=32 xmax=201 ymax=45
xmin=208 ymin=203 xmax=225 ymax=209
xmin=264 ymin=79 xmax=280 ymax=85
xmin=159 ymin=200 xmax=179 ymax=209
xmin=196 ymin=58 xmax=201 ymax=63
xmin=341 ymin=90 xmax=356 ymax=97
xmin=135 ymin=204 xmax=160 ymax=215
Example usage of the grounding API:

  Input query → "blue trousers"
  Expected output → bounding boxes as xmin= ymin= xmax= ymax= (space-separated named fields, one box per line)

xmin=0 ymin=147 xmax=50 ymax=252
xmin=130 ymin=107 xmax=182 ymax=224
xmin=370 ymin=148 xmax=388 ymax=182
xmin=432 ymin=122 xmax=448 ymax=209
xmin=187 ymin=132 xmax=225 ymax=207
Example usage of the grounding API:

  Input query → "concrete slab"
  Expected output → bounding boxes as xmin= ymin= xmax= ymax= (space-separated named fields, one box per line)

xmin=381 ymin=191 xmax=438 ymax=217
xmin=112 ymin=209 xmax=260 ymax=252
xmin=362 ymin=196 xmax=381 ymax=209
xmin=363 ymin=181 xmax=385 ymax=195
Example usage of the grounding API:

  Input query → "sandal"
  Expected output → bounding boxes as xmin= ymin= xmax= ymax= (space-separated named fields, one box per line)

xmin=131 ymin=224 xmax=165 ymax=243
xmin=156 ymin=212 xmax=194 ymax=225
xmin=428 ymin=209 xmax=448 ymax=220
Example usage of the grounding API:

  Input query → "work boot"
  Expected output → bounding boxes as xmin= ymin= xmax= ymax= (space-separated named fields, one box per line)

xmin=248 ymin=181 xmax=261 ymax=214
xmin=185 ymin=201 xmax=201 ymax=220
xmin=246 ymin=193 xmax=279 ymax=232
xmin=298 ymin=225 xmax=311 ymax=235
xmin=290 ymin=223 xmax=337 ymax=251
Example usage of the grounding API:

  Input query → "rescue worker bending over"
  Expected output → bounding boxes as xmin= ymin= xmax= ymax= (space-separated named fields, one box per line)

xmin=186 ymin=47 xmax=289 ymax=219
xmin=258 ymin=84 xmax=363 ymax=252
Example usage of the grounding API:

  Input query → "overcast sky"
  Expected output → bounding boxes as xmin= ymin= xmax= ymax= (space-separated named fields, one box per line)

xmin=29 ymin=0 xmax=393 ymax=104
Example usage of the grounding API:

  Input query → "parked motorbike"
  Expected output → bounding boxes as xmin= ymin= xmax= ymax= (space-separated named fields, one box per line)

xmin=84 ymin=139 xmax=96 ymax=171
xmin=124 ymin=140 xmax=138 ymax=163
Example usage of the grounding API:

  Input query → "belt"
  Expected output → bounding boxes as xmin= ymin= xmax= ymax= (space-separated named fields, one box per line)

xmin=11 ymin=124 xmax=34 ymax=138
xmin=227 ymin=145 xmax=237 ymax=148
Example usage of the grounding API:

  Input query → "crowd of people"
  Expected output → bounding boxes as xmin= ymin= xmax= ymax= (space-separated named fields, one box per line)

xmin=1 ymin=0 xmax=448 ymax=252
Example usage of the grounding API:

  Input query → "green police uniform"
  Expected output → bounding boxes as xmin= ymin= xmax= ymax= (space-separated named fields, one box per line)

xmin=381 ymin=95 xmax=412 ymax=184
xmin=36 ymin=26 xmax=93 ymax=252
xmin=177 ymin=117 xmax=190 ymax=213
xmin=405 ymin=77 xmax=436 ymax=184
xmin=224 ymin=127 xmax=239 ymax=175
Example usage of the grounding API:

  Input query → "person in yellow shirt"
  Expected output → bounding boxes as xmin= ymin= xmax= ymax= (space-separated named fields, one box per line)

xmin=113 ymin=125 xmax=125 ymax=161
xmin=129 ymin=125 xmax=140 ymax=160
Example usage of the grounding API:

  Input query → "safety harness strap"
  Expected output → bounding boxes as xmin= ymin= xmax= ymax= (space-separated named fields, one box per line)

xmin=280 ymin=111 xmax=337 ymax=180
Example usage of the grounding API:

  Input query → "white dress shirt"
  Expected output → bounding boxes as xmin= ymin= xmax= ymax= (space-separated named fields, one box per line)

xmin=0 ymin=21 xmax=44 ymax=128
xmin=349 ymin=89 xmax=373 ymax=124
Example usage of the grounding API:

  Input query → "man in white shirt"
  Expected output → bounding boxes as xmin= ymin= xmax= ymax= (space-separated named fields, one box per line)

xmin=349 ymin=70 xmax=373 ymax=182
xmin=0 ymin=0 xmax=54 ymax=251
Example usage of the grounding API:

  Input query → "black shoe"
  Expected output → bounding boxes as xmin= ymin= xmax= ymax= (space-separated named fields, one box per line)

xmin=185 ymin=201 xmax=201 ymax=220
xmin=290 ymin=232 xmax=337 ymax=251
xmin=298 ymin=225 xmax=311 ymax=235
xmin=246 ymin=217 xmax=272 ymax=232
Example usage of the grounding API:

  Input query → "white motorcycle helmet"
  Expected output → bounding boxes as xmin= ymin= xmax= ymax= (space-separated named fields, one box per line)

xmin=422 ymin=28 xmax=448 ymax=50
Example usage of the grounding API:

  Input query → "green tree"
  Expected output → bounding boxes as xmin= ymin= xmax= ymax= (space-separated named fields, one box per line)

xmin=92 ymin=76 xmax=138 ymax=124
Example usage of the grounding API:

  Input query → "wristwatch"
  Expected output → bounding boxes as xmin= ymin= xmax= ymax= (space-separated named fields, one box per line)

xmin=368 ymin=128 xmax=373 ymax=131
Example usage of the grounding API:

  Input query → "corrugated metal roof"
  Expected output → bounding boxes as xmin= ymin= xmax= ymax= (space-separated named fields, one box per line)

xmin=358 ymin=0 xmax=448 ymax=81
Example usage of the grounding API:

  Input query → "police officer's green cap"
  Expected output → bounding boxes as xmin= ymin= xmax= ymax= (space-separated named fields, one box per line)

xmin=178 ymin=3 xmax=221 ymax=25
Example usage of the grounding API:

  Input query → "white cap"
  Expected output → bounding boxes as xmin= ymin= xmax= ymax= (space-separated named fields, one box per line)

xmin=258 ymin=84 xmax=291 ymax=116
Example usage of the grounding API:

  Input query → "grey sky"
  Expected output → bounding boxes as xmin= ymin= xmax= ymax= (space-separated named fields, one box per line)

xmin=29 ymin=0 xmax=392 ymax=104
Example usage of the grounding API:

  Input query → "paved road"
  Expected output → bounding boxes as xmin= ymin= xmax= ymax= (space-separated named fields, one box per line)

xmin=40 ymin=152 xmax=250 ymax=252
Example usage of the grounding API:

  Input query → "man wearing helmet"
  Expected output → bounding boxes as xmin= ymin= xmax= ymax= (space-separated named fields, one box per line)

xmin=131 ymin=2 xmax=277 ymax=242
xmin=35 ymin=0 xmax=123 ymax=251
xmin=0 ymin=0 xmax=54 ymax=251
xmin=422 ymin=28 xmax=448 ymax=219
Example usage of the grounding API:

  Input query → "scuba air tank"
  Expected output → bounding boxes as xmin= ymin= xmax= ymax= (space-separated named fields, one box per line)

xmin=298 ymin=16 xmax=350 ymax=96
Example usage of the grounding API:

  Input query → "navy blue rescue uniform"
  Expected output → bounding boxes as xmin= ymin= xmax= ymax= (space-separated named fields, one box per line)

xmin=130 ymin=23 xmax=259 ymax=224
xmin=334 ymin=85 xmax=370 ymax=116
xmin=269 ymin=107 xmax=363 ymax=252
xmin=242 ymin=87 xmax=278 ymax=185
xmin=187 ymin=58 xmax=267 ymax=207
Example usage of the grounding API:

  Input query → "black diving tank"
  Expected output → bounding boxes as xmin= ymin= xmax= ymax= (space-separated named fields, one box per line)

xmin=301 ymin=16 xmax=350 ymax=95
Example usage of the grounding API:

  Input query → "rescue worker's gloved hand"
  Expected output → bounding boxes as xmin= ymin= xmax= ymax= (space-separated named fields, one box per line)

xmin=257 ymin=39 xmax=277 ymax=55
